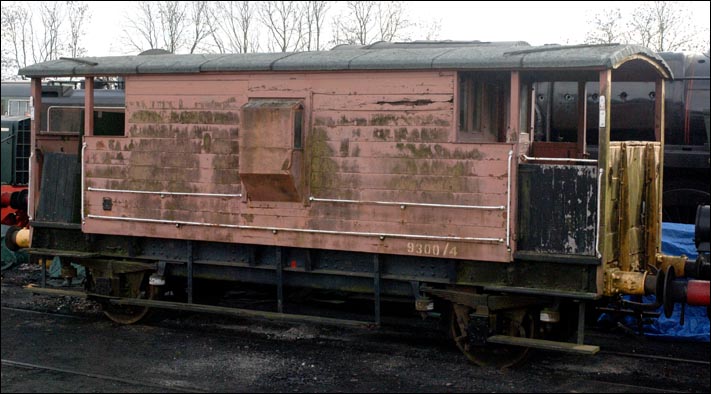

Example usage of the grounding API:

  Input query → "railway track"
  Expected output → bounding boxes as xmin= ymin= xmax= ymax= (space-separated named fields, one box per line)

xmin=1 ymin=359 xmax=208 ymax=393
xmin=0 ymin=306 xmax=94 ymax=320
xmin=3 ymin=303 xmax=709 ymax=367
xmin=2 ymin=301 xmax=708 ymax=393
xmin=599 ymin=350 xmax=710 ymax=365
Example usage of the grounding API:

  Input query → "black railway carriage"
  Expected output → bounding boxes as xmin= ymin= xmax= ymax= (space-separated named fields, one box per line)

xmin=532 ymin=51 xmax=710 ymax=224
xmin=16 ymin=41 xmax=710 ymax=367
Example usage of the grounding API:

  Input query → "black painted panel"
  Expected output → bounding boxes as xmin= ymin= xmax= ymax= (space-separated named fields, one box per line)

xmin=517 ymin=163 xmax=598 ymax=256
xmin=35 ymin=153 xmax=81 ymax=224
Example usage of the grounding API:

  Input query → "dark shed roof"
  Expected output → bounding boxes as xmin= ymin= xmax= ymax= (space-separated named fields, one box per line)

xmin=18 ymin=41 xmax=671 ymax=79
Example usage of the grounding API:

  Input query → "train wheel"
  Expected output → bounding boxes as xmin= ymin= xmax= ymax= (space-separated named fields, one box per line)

xmin=102 ymin=272 xmax=158 ymax=325
xmin=450 ymin=304 xmax=534 ymax=368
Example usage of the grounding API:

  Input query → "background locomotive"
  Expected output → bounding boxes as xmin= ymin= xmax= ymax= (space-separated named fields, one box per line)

xmin=8 ymin=41 xmax=711 ymax=368
xmin=533 ymin=51 xmax=709 ymax=224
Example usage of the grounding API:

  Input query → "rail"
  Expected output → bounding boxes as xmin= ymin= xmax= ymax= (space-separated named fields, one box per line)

xmin=85 ymin=214 xmax=504 ymax=243
xmin=595 ymin=168 xmax=603 ymax=258
xmin=87 ymin=187 xmax=242 ymax=198
xmin=81 ymin=142 xmax=86 ymax=222
xmin=506 ymin=150 xmax=513 ymax=249
xmin=520 ymin=154 xmax=598 ymax=164
xmin=308 ymin=197 xmax=504 ymax=210
xmin=28 ymin=151 xmax=34 ymax=221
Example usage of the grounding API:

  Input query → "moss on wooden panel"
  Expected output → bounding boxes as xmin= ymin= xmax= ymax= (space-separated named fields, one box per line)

xmin=195 ymin=97 xmax=238 ymax=110
xmin=371 ymin=114 xmax=398 ymax=126
xmin=394 ymin=128 xmax=408 ymax=141
xmin=391 ymin=161 xmax=467 ymax=176
xmin=309 ymin=127 xmax=339 ymax=192
xmin=373 ymin=128 xmax=391 ymax=140
xmin=394 ymin=143 xmax=483 ymax=160
xmin=386 ymin=174 xmax=467 ymax=193
xmin=339 ymin=139 xmax=350 ymax=157
xmin=202 ymin=133 xmax=212 ymax=153
xmin=168 ymin=111 xmax=239 ymax=125
xmin=420 ymin=127 xmax=448 ymax=142
xmin=314 ymin=117 xmax=335 ymax=127
xmin=130 ymin=110 xmax=164 ymax=123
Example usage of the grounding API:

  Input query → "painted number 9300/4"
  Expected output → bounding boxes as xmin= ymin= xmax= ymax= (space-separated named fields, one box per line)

xmin=406 ymin=242 xmax=458 ymax=257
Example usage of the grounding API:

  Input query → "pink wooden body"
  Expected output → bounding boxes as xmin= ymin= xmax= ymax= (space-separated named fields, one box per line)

xmin=80 ymin=71 xmax=518 ymax=262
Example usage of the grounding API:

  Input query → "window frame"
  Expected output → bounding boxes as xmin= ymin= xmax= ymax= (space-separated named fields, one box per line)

xmin=457 ymin=71 xmax=508 ymax=142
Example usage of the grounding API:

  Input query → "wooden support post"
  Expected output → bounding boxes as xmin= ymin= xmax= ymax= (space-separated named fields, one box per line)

xmin=84 ymin=77 xmax=94 ymax=136
xmin=654 ymin=78 xmax=665 ymax=253
xmin=29 ymin=78 xmax=42 ymax=222
xmin=508 ymin=71 xmax=520 ymax=143
xmin=597 ymin=69 xmax=612 ymax=265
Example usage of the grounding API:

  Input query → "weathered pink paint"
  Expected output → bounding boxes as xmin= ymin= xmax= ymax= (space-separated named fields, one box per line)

xmin=79 ymin=71 xmax=520 ymax=262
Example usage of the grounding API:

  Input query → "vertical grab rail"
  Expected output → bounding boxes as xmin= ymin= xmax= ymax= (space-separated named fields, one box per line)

xmin=595 ymin=168 xmax=603 ymax=258
xmin=28 ymin=151 xmax=34 ymax=221
xmin=81 ymin=141 xmax=87 ymax=223
xmin=506 ymin=150 xmax=513 ymax=249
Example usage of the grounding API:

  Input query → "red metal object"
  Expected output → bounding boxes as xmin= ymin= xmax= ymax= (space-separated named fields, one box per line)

xmin=1 ymin=186 xmax=29 ymax=227
xmin=686 ymin=280 xmax=710 ymax=306
xmin=1 ymin=191 xmax=12 ymax=207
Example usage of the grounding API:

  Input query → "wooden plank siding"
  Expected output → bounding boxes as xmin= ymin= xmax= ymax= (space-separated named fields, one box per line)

xmin=83 ymin=71 xmax=516 ymax=262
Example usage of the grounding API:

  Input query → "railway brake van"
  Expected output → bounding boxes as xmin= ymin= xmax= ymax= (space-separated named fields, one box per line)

xmin=17 ymin=42 xmax=710 ymax=367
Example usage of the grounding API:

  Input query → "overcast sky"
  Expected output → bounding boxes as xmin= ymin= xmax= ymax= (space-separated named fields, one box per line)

xmin=11 ymin=1 xmax=711 ymax=57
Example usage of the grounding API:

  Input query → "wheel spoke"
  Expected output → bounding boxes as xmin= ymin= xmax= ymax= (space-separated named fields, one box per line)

xmin=449 ymin=303 xmax=535 ymax=368
xmin=102 ymin=272 xmax=158 ymax=324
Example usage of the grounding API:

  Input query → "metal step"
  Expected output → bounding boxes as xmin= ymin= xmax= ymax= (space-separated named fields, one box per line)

xmin=487 ymin=335 xmax=600 ymax=355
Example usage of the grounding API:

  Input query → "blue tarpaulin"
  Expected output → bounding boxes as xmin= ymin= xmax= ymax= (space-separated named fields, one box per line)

xmin=648 ymin=222 xmax=709 ymax=342
xmin=599 ymin=222 xmax=709 ymax=342
xmin=661 ymin=222 xmax=699 ymax=260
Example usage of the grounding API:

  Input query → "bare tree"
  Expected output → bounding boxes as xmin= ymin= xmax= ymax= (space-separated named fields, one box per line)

xmin=210 ymin=1 xmax=260 ymax=54
xmin=185 ymin=1 xmax=213 ymax=54
xmin=158 ymin=1 xmax=188 ymax=53
xmin=123 ymin=2 xmax=161 ymax=52
xmin=377 ymin=1 xmax=408 ymax=42
xmin=259 ymin=1 xmax=305 ymax=52
xmin=34 ymin=2 xmax=64 ymax=63
xmin=633 ymin=1 xmax=697 ymax=52
xmin=1 ymin=4 xmax=32 ymax=79
xmin=66 ymin=1 xmax=90 ymax=58
xmin=123 ymin=1 xmax=215 ymax=54
xmin=630 ymin=5 xmax=656 ymax=48
xmin=585 ymin=1 xmax=706 ymax=52
xmin=333 ymin=1 xmax=376 ymax=45
xmin=332 ymin=1 xmax=411 ymax=46
xmin=416 ymin=18 xmax=442 ymax=41
xmin=2 ymin=1 xmax=93 ymax=79
xmin=303 ymin=1 xmax=330 ymax=51
xmin=584 ymin=8 xmax=627 ymax=45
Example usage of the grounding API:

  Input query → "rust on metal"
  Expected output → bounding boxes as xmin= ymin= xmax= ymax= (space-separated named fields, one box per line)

xmin=655 ymin=254 xmax=687 ymax=277
xmin=606 ymin=269 xmax=647 ymax=296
